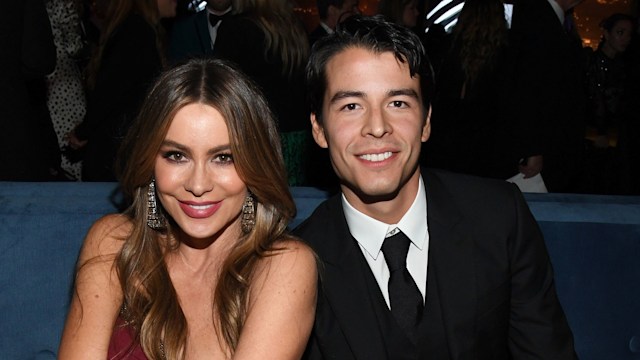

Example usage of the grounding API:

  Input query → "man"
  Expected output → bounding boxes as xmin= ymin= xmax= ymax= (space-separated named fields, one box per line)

xmin=509 ymin=0 xmax=587 ymax=192
xmin=1 ymin=0 xmax=59 ymax=180
xmin=308 ymin=0 xmax=360 ymax=47
xmin=294 ymin=15 xmax=577 ymax=359
xmin=168 ymin=0 xmax=232 ymax=64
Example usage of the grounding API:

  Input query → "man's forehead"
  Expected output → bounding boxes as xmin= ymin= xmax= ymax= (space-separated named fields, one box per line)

xmin=325 ymin=48 xmax=414 ymax=79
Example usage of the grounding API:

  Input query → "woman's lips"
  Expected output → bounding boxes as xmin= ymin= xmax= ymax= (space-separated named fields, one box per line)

xmin=178 ymin=200 xmax=222 ymax=219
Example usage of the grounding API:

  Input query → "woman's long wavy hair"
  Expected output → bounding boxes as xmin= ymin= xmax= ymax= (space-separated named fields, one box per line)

xmin=231 ymin=0 xmax=309 ymax=78
xmin=115 ymin=58 xmax=296 ymax=359
xmin=86 ymin=0 xmax=164 ymax=89
xmin=452 ymin=0 xmax=508 ymax=90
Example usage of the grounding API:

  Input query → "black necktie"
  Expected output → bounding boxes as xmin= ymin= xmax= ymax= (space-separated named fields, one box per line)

xmin=208 ymin=13 xmax=226 ymax=27
xmin=382 ymin=231 xmax=424 ymax=340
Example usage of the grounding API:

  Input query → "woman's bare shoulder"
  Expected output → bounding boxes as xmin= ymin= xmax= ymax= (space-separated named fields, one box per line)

xmin=252 ymin=235 xmax=318 ymax=289
xmin=268 ymin=236 xmax=317 ymax=270
xmin=79 ymin=214 xmax=133 ymax=261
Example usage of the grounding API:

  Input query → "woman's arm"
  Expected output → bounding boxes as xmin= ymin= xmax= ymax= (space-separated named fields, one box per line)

xmin=58 ymin=215 xmax=129 ymax=359
xmin=234 ymin=239 xmax=318 ymax=360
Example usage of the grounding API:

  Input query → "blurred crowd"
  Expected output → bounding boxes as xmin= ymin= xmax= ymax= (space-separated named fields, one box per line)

xmin=1 ymin=0 xmax=638 ymax=195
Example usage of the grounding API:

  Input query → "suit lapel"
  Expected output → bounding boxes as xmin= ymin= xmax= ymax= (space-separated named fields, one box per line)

xmin=423 ymin=170 xmax=477 ymax=358
xmin=315 ymin=197 xmax=389 ymax=359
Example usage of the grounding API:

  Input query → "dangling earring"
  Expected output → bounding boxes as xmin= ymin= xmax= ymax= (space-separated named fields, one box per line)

xmin=147 ymin=179 xmax=166 ymax=230
xmin=241 ymin=193 xmax=256 ymax=234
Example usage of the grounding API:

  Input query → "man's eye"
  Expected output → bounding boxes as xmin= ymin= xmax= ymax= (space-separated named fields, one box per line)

xmin=391 ymin=101 xmax=406 ymax=108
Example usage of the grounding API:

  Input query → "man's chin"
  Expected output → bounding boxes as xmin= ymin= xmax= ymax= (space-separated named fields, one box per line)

xmin=342 ymin=182 xmax=401 ymax=205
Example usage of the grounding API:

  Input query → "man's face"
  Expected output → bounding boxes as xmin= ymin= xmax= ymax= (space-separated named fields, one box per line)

xmin=207 ymin=0 xmax=231 ymax=12
xmin=311 ymin=47 xmax=430 ymax=214
xmin=337 ymin=0 xmax=360 ymax=23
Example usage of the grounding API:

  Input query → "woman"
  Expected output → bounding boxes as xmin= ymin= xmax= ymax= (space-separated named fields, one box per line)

xmin=422 ymin=0 xmax=521 ymax=180
xmin=68 ymin=0 xmax=176 ymax=181
xmin=377 ymin=0 xmax=420 ymax=29
xmin=584 ymin=13 xmax=636 ymax=194
xmin=45 ymin=0 xmax=87 ymax=180
xmin=215 ymin=0 xmax=310 ymax=185
xmin=58 ymin=58 xmax=317 ymax=359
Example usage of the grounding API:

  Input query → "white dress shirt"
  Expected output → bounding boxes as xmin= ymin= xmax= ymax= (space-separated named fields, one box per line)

xmin=342 ymin=176 xmax=429 ymax=308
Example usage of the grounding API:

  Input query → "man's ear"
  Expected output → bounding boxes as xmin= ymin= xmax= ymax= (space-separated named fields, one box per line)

xmin=310 ymin=113 xmax=329 ymax=148
xmin=421 ymin=106 xmax=432 ymax=142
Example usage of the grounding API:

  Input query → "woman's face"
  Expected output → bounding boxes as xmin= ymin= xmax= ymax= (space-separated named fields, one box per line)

xmin=402 ymin=0 xmax=420 ymax=28
xmin=154 ymin=103 xmax=247 ymax=243
xmin=157 ymin=0 xmax=177 ymax=19
xmin=604 ymin=19 xmax=634 ymax=55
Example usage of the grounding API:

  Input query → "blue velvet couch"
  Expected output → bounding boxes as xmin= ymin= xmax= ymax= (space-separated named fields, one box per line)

xmin=1 ymin=182 xmax=639 ymax=359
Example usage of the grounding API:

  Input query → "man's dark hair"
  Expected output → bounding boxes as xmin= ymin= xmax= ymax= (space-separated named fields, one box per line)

xmin=306 ymin=14 xmax=434 ymax=122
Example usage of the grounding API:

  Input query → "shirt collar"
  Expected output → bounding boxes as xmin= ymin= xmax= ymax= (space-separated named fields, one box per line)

xmin=319 ymin=21 xmax=334 ymax=34
xmin=342 ymin=176 xmax=428 ymax=260
xmin=547 ymin=0 xmax=565 ymax=25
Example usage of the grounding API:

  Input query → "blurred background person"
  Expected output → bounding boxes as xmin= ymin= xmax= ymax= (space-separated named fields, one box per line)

xmin=45 ymin=0 xmax=88 ymax=180
xmin=308 ymin=0 xmax=360 ymax=47
xmin=215 ymin=0 xmax=310 ymax=185
xmin=584 ymin=13 xmax=636 ymax=194
xmin=510 ymin=0 xmax=588 ymax=193
xmin=377 ymin=0 xmax=420 ymax=30
xmin=422 ymin=0 xmax=533 ymax=186
xmin=68 ymin=0 xmax=177 ymax=181
xmin=168 ymin=0 xmax=232 ymax=64
xmin=1 ymin=0 xmax=59 ymax=181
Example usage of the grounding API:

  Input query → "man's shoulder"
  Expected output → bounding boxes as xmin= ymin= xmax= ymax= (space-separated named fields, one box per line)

xmin=425 ymin=168 xmax=515 ymax=191
xmin=423 ymin=168 xmax=521 ymax=207
xmin=292 ymin=194 xmax=342 ymax=240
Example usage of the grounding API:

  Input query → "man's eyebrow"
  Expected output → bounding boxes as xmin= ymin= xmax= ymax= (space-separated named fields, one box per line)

xmin=329 ymin=89 xmax=420 ymax=104
xmin=329 ymin=90 xmax=365 ymax=104
xmin=388 ymin=88 xmax=420 ymax=99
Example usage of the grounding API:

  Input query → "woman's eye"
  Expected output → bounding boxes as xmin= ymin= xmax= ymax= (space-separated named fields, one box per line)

xmin=163 ymin=151 xmax=186 ymax=163
xmin=215 ymin=153 xmax=234 ymax=163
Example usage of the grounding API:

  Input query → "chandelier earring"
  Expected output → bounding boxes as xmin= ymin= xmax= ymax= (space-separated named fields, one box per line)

xmin=241 ymin=193 xmax=256 ymax=234
xmin=147 ymin=179 xmax=166 ymax=230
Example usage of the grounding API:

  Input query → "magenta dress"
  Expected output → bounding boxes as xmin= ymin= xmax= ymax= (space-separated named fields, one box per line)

xmin=108 ymin=317 xmax=149 ymax=360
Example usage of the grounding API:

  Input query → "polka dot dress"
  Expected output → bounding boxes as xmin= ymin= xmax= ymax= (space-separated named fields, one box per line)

xmin=46 ymin=0 xmax=87 ymax=180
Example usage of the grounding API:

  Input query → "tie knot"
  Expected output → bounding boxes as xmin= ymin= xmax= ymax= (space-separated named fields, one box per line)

xmin=381 ymin=231 xmax=411 ymax=272
xmin=208 ymin=13 xmax=227 ymax=26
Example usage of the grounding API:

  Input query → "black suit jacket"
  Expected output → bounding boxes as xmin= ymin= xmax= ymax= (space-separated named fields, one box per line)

xmin=168 ymin=10 xmax=213 ymax=64
xmin=510 ymin=0 xmax=587 ymax=192
xmin=294 ymin=168 xmax=576 ymax=359
xmin=0 ymin=0 xmax=58 ymax=180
